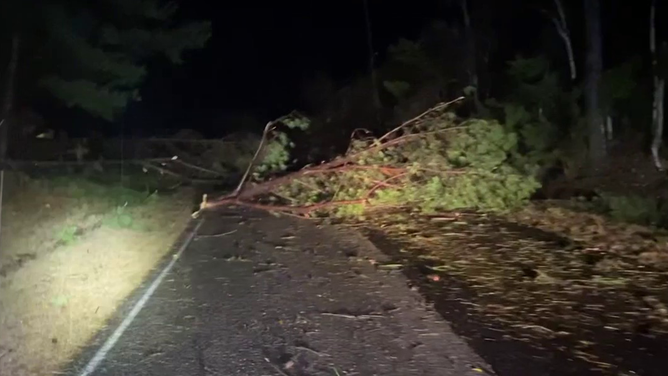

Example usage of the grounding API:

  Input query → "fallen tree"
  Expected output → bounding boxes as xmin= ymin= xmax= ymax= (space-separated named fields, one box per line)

xmin=196 ymin=100 xmax=541 ymax=219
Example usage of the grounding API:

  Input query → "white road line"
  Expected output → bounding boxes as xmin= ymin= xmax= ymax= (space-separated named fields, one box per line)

xmin=78 ymin=219 xmax=204 ymax=376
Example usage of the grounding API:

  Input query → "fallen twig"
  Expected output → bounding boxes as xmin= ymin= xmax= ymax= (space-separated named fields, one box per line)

xmin=1 ymin=157 xmax=173 ymax=168
xmin=320 ymin=312 xmax=384 ymax=320
xmin=233 ymin=121 xmax=275 ymax=196
xmin=203 ymin=198 xmax=368 ymax=216
xmin=365 ymin=172 xmax=410 ymax=199
xmin=172 ymin=159 xmax=226 ymax=176
xmin=141 ymin=162 xmax=221 ymax=184
xmin=264 ymin=357 xmax=290 ymax=376
xmin=303 ymin=164 xmax=406 ymax=176
xmin=294 ymin=346 xmax=330 ymax=357
xmin=377 ymin=96 xmax=465 ymax=143
xmin=196 ymin=229 xmax=237 ymax=238
xmin=144 ymin=138 xmax=236 ymax=144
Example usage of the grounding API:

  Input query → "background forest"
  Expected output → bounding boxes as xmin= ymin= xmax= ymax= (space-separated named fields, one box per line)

xmin=2 ymin=2 xmax=668 ymax=376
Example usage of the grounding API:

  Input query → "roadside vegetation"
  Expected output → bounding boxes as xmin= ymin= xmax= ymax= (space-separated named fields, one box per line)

xmin=0 ymin=0 xmax=210 ymax=372
xmin=0 ymin=169 xmax=193 ymax=376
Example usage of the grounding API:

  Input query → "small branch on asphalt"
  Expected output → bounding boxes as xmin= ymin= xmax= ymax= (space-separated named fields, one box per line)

xmin=320 ymin=312 xmax=384 ymax=320
xmin=203 ymin=198 xmax=368 ymax=217
xmin=294 ymin=346 xmax=330 ymax=357
xmin=196 ymin=229 xmax=237 ymax=238
xmin=264 ymin=357 xmax=290 ymax=376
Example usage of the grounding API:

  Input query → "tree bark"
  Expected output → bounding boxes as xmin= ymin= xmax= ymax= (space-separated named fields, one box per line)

xmin=650 ymin=0 xmax=665 ymax=170
xmin=583 ymin=0 xmax=606 ymax=170
xmin=548 ymin=0 xmax=576 ymax=81
xmin=232 ymin=122 xmax=274 ymax=196
xmin=363 ymin=0 xmax=382 ymax=126
xmin=0 ymin=34 xmax=19 ymax=161
xmin=460 ymin=0 xmax=484 ymax=113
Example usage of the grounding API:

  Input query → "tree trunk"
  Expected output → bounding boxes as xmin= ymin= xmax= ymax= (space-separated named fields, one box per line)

xmin=363 ymin=0 xmax=382 ymax=126
xmin=650 ymin=0 xmax=665 ymax=170
xmin=583 ymin=0 xmax=606 ymax=170
xmin=0 ymin=34 xmax=19 ymax=256
xmin=548 ymin=0 xmax=576 ymax=81
xmin=459 ymin=0 xmax=485 ymax=114
xmin=0 ymin=34 xmax=19 ymax=161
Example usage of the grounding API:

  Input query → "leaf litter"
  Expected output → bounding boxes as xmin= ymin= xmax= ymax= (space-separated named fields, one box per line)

xmin=358 ymin=202 xmax=668 ymax=375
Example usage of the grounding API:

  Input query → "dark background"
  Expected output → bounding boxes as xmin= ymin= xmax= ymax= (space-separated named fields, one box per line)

xmin=17 ymin=0 xmax=663 ymax=138
xmin=125 ymin=0 xmax=443 ymax=137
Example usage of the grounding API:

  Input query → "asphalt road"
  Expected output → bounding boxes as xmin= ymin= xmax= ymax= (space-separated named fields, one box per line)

xmin=65 ymin=208 xmax=493 ymax=376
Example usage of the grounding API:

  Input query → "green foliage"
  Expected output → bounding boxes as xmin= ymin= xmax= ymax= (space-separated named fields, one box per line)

xmin=439 ymin=167 xmax=540 ymax=212
xmin=599 ymin=194 xmax=664 ymax=226
xmin=501 ymin=102 xmax=559 ymax=166
xmin=600 ymin=58 xmax=641 ymax=112
xmin=57 ymin=225 xmax=80 ymax=245
xmin=598 ymin=57 xmax=651 ymax=136
xmin=37 ymin=1 xmax=211 ymax=120
xmin=41 ymin=78 xmax=138 ymax=121
xmin=383 ymin=80 xmax=411 ymax=100
xmin=254 ymin=112 xmax=311 ymax=178
xmin=272 ymin=113 xmax=540 ymax=218
xmin=104 ymin=205 xmax=142 ymax=230
xmin=210 ymin=133 xmax=262 ymax=174
xmin=387 ymin=39 xmax=433 ymax=71
xmin=279 ymin=112 xmax=311 ymax=131
xmin=488 ymin=56 xmax=583 ymax=175
xmin=504 ymin=56 xmax=570 ymax=122
xmin=447 ymin=120 xmax=518 ymax=169
xmin=255 ymin=133 xmax=294 ymax=176
xmin=51 ymin=176 xmax=154 ymax=207
xmin=47 ymin=175 xmax=165 ymax=231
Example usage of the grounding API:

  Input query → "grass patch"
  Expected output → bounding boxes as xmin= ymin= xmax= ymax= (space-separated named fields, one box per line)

xmin=0 ymin=171 xmax=194 ymax=376
xmin=56 ymin=225 xmax=81 ymax=245
xmin=45 ymin=175 xmax=170 ymax=233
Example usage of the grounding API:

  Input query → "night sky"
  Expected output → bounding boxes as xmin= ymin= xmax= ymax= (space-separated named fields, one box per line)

xmin=110 ymin=0 xmax=661 ymax=138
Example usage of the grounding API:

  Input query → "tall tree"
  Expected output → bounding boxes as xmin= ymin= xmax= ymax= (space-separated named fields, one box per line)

xmin=543 ymin=0 xmax=576 ymax=81
xmin=459 ymin=0 xmax=484 ymax=113
xmin=0 ymin=34 xmax=19 ymax=161
xmin=40 ymin=1 xmax=211 ymax=121
xmin=0 ymin=0 xmax=210 ymax=135
xmin=363 ymin=0 xmax=382 ymax=126
xmin=650 ymin=0 xmax=665 ymax=170
xmin=583 ymin=0 xmax=606 ymax=168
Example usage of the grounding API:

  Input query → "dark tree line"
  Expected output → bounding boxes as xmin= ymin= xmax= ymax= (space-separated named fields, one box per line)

xmin=297 ymin=0 xmax=666 ymax=179
xmin=0 ymin=0 xmax=211 ymax=160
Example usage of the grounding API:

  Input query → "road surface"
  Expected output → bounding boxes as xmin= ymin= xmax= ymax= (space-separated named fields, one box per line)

xmin=65 ymin=208 xmax=493 ymax=376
